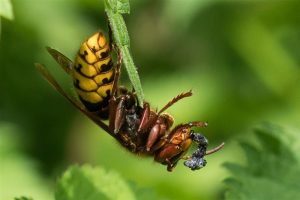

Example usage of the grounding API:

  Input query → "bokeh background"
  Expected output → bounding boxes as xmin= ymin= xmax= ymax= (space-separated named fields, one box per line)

xmin=1 ymin=0 xmax=300 ymax=199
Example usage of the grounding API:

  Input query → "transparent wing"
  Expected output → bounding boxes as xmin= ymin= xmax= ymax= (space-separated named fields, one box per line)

xmin=35 ymin=63 xmax=112 ymax=135
xmin=46 ymin=47 xmax=73 ymax=74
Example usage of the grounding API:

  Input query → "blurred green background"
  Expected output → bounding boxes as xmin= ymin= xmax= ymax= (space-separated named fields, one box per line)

xmin=1 ymin=0 xmax=300 ymax=199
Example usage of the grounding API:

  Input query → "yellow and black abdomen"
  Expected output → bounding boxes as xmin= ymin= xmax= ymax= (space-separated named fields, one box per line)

xmin=72 ymin=32 xmax=114 ymax=117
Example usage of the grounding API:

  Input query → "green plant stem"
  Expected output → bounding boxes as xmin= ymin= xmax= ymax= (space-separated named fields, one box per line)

xmin=104 ymin=0 xmax=144 ymax=106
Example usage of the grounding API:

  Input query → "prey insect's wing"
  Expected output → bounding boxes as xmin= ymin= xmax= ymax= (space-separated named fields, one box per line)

xmin=46 ymin=47 xmax=73 ymax=74
xmin=35 ymin=63 xmax=112 ymax=135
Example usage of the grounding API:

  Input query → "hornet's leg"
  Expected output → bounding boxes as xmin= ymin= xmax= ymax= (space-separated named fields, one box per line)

xmin=107 ymin=19 xmax=122 ymax=98
xmin=107 ymin=20 xmax=123 ymax=133
xmin=108 ymin=49 xmax=122 ymax=133
xmin=111 ymin=48 xmax=122 ymax=98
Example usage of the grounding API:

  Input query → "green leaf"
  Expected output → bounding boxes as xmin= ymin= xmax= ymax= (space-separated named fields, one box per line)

xmin=14 ymin=197 xmax=34 ymax=200
xmin=55 ymin=165 xmax=136 ymax=200
xmin=104 ymin=0 xmax=144 ymax=106
xmin=224 ymin=124 xmax=300 ymax=200
xmin=129 ymin=181 xmax=168 ymax=200
xmin=0 ymin=0 xmax=14 ymax=20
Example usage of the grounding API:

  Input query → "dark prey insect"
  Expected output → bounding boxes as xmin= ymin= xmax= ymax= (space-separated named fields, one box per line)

xmin=35 ymin=31 xmax=224 ymax=171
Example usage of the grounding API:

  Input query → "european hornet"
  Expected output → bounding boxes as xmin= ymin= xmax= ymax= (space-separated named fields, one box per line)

xmin=36 ymin=31 xmax=224 ymax=172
